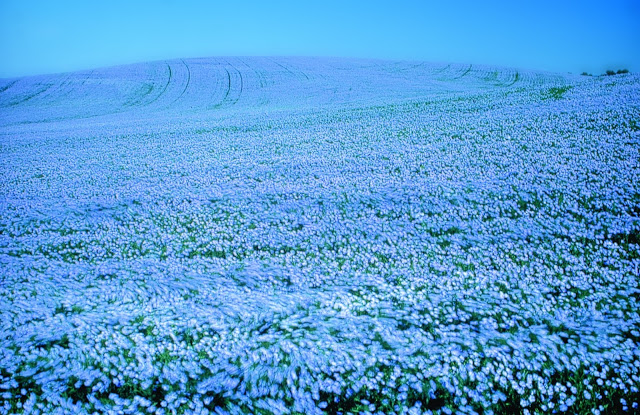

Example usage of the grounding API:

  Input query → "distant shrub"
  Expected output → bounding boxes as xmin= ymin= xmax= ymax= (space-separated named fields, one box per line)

xmin=581 ymin=72 xmax=593 ymax=76
xmin=604 ymin=69 xmax=629 ymax=76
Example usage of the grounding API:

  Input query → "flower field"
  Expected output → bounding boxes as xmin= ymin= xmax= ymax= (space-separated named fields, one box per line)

xmin=0 ymin=57 xmax=639 ymax=414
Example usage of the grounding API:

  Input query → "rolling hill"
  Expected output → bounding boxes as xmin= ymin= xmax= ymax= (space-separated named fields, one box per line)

xmin=1 ymin=57 xmax=639 ymax=414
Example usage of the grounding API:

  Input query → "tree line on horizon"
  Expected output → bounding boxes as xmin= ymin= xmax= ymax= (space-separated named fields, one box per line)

xmin=581 ymin=68 xmax=630 ymax=76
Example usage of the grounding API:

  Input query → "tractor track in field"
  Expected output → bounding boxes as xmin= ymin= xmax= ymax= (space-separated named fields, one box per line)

xmin=214 ymin=66 xmax=232 ymax=109
xmin=2 ymin=81 xmax=55 ymax=108
xmin=43 ymin=73 xmax=74 ymax=103
xmin=505 ymin=71 xmax=521 ymax=87
xmin=454 ymin=64 xmax=473 ymax=79
xmin=124 ymin=83 xmax=155 ymax=107
xmin=231 ymin=63 xmax=243 ymax=106
xmin=0 ymin=80 xmax=17 ymax=95
xmin=250 ymin=61 xmax=268 ymax=88
xmin=270 ymin=58 xmax=309 ymax=81
xmin=123 ymin=64 xmax=171 ymax=108
xmin=145 ymin=64 xmax=173 ymax=106
xmin=213 ymin=61 xmax=243 ymax=108
xmin=0 ymin=81 xmax=19 ymax=108
xmin=434 ymin=64 xmax=451 ymax=75
xmin=60 ymin=70 xmax=95 ymax=102
xmin=171 ymin=59 xmax=191 ymax=105
xmin=53 ymin=73 xmax=86 ymax=102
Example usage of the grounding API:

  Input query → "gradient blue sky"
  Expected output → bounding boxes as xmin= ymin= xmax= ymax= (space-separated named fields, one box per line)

xmin=0 ymin=0 xmax=638 ymax=77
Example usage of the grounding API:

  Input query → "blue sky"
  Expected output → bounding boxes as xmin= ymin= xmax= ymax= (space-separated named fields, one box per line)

xmin=0 ymin=0 xmax=638 ymax=77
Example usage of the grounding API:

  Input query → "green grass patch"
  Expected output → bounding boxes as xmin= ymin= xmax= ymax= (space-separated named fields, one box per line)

xmin=545 ymin=86 xmax=573 ymax=100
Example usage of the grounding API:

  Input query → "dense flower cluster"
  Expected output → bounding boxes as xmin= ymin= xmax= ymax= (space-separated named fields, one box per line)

xmin=0 ymin=58 xmax=639 ymax=414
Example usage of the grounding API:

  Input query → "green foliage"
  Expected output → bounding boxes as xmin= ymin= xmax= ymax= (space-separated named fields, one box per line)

xmin=604 ymin=69 xmax=629 ymax=76
xmin=545 ymin=86 xmax=573 ymax=100
xmin=154 ymin=348 xmax=177 ymax=365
